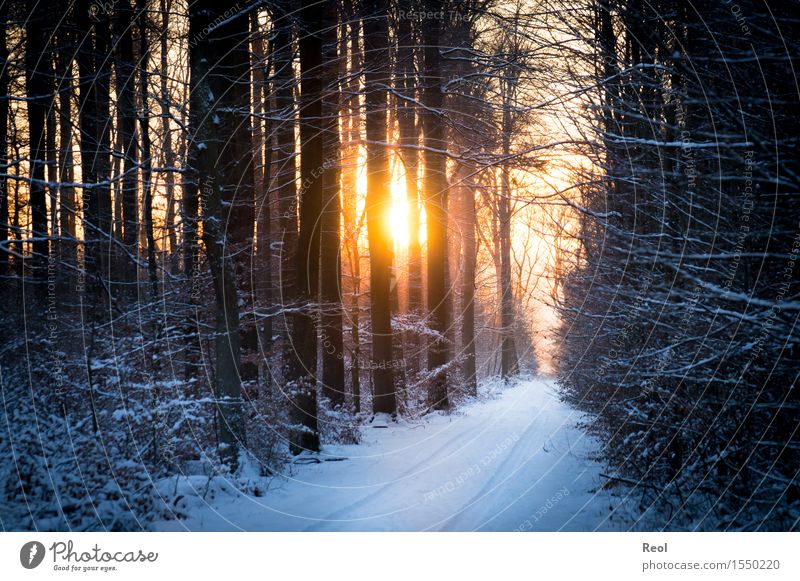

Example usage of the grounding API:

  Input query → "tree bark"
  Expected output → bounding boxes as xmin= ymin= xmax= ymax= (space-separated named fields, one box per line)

xmin=273 ymin=1 xmax=297 ymax=327
xmin=114 ymin=0 xmax=139 ymax=288
xmin=422 ymin=0 xmax=449 ymax=410
xmin=284 ymin=0 xmax=325 ymax=453
xmin=45 ymin=58 xmax=57 ymax=245
xmin=364 ymin=0 xmax=396 ymax=415
xmin=319 ymin=0 xmax=345 ymax=407
xmin=56 ymin=24 xmax=76 ymax=270
xmin=499 ymin=96 xmax=518 ymax=379
xmin=76 ymin=0 xmax=112 ymax=306
xmin=160 ymin=0 xmax=177 ymax=266
xmin=0 ymin=3 xmax=10 ymax=273
xmin=459 ymin=165 xmax=478 ymax=394
xmin=340 ymin=0 xmax=361 ymax=411
xmin=251 ymin=12 xmax=273 ymax=351
xmin=138 ymin=0 xmax=157 ymax=295
xmin=25 ymin=0 xmax=50 ymax=276
xmin=396 ymin=5 xmax=422 ymax=377
xmin=189 ymin=0 xmax=245 ymax=469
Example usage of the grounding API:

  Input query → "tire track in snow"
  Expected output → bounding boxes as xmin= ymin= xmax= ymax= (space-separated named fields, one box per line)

xmin=302 ymin=402 xmax=502 ymax=530
xmin=306 ymin=381 xmax=570 ymax=531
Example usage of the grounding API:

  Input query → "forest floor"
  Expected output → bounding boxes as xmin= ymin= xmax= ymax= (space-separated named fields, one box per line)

xmin=153 ymin=378 xmax=635 ymax=531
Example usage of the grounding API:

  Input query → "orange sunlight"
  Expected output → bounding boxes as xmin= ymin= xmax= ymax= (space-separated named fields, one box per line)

xmin=389 ymin=155 xmax=409 ymax=249
xmin=356 ymin=150 xmax=423 ymax=252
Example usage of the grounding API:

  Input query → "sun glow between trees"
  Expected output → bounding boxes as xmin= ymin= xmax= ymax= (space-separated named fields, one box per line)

xmin=355 ymin=149 xmax=425 ymax=252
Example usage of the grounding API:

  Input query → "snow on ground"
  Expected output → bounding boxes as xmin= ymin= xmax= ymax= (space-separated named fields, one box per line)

xmin=153 ymin=378 xmax=629 ymax=531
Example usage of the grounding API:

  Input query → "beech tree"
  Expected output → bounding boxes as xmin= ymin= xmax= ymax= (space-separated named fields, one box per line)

xmin=320 ymin=0 xmax=345 ymax=408
xmin=421 ymin=0 xmax=450 ymax=410
xmin=189 ymin=0 xmax=245 ymax=468
xmin=364 ymin=0 xmax=397 ymax=415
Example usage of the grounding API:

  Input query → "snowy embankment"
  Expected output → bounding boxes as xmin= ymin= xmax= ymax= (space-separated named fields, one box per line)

xmin=153 ymin=379 xmax=628 ymax=531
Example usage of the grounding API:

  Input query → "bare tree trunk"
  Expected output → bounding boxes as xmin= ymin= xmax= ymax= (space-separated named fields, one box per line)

xmin=220 ymin=1 xmax=257 ymax=383
xmin=45 ymin=59 xmax=57 ymax=244
xmin=160 ymin=0 xmax=177 ymax=267
xmin=363 ymin=0 xmax=396 ymax=415
xmin=273 ymin=4 xmax=297 ymax=312
xmin=138 ymin=0 xmax=157 ymax=295
xmin=285 ymin=0 xmax=325 ymax=453
xmin=25 ymin=0 xmax=50 ymax=277
xmin=189 ymin=0 xmax=244 ymax=469
xmin=10 ymin=128 xmax=22 ymax=276
xmin=251 ymin=12 xmax=273 ymax=351
xmin=94 ymin=10 xmax=113 ymax=299
xmin=0 ymin=3 xmax=8 ymax=274
xmin=319 ymin=0 xmax=345 ymax=407
xmin=182 ymin=1 xmax=201 ymax=382
xmin=422 ymin=0 xmax=449 ymax=410
xmin=216 ymin=3 xmax=255 ymax=258
xmin=396 ymin=7 xmax=422 ymax=376
xmin=499 ymin=106 xmax=518 ymax=379
xmin=183 ymin=78 xmax=199 ymax=280
xmin=112 ymin=129 xmax=123 ymax=245
xmin=341 ymin=0 xmax=361 ymax=411
xmin=76 ymin=0 xmax=112 ymax=309
xmin=55 ymin=26 xmax=76 ymax=271
xmin=459 ymin=165 xmax=478 ymax=394
xmin=115 ymin=0 xmax=139 ymax=289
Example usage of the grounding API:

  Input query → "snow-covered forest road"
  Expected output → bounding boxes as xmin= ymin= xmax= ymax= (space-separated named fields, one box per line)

xmin=154 ymin=379 xmax=625 ymax=531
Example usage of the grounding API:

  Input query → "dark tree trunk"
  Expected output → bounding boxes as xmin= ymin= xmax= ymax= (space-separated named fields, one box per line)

xmin=319 ymin=0 xmax=345 ymax=408
xmin=499 ymin=109 xmax=518 ymax=379
xmin=182 ymin=0 xmax=201 ymax=382
xmin=421 ymin=0 xmax=449 ymax=410
xmin=25 ymin=0 xmax=50 ymax=276
xmin=112 ymin=133 xmax=122 ymax=245
xmin=284 ymin=0 xmax=324 ymax=454
xmin=10 ymin=131 xmax=22 ymax=275
xmin=183 ymin=108 xmax=199 ymax=280
xmin=213 ymin=0 xmax=257 ymax=383
xmin=364 ymin=0 xmax=396 ymax=415
xmin=56 ymin=24 xmax=76 ymax=269
xmin=395 ymin=5 xmax=422 ymax=376
xmin=341 ymin=0 xmax=361 ymax=412
xmin=45 ymin=60 xmax=57 ymax=243
xmin=160 ymin=0 xmax=177 ymax=266
xmin=272 ymin=3 xmax=297 ymax=320
xmin=189 ymin=0 xmax=245 ymax=469
xmin=459 ymin=166 xmax=477 ymax=394
xmin=76 ymin=0 xmax=112 ymax=306
xmin=251 ymin=12 xmax=273 ymax=352
xmin=114 ymin=0 xmax=139 ymax=288
xmin=0 ymin=3 xmax=10 ymax=273
xmin=138 ymin=0 xmax=157 ymax=295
